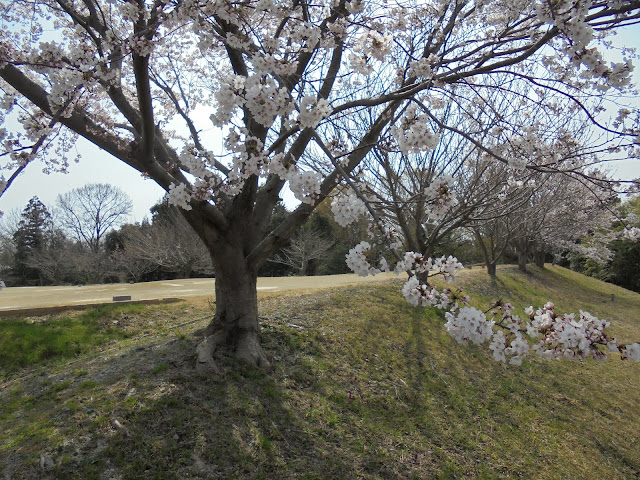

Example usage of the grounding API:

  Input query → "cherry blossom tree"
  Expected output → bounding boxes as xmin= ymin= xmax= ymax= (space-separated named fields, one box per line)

xmin=1 ymin=0 xmax=640 ymax=371
xmin=356 ymin=130 xmax=535 ymax=270
xmin=505 ymin=170 xmax=616 ymax=272
xmin=342 ymin=69 xmax=629 ymax=272
xmin=472 ymin=216 xmax=515 ymax=276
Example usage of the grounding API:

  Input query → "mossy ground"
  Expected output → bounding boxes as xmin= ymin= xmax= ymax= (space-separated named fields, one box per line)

xmin=1 ymin=265 xmax=638 ymax=479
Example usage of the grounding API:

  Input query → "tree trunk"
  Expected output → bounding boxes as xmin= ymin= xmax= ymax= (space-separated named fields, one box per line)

xmin=487 ymin=262 xmax=497 ymax=277
xmin=517 ymin=249 xmax=528 ymax=273
xmin=473 ymin=229 xmax=496 ymax=277
xmin=534 ymin=251 xmax=545 ymax=268
xmin=195 ymin=242 xmax=271 ymax=374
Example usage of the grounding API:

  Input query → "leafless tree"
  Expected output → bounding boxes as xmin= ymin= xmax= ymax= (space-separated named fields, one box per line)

xmin=119 ymin=209 xmax=214 ymax=279
xmin=0 ymin=208 xmax=20 ymax=273
xmin=108 ymin=224 xmax=156 ymax=283
xmin=56 ymin=184 xmax=133 ymax=254
xmin=270 ymin=227 xmax=334 ymax=276
xmin=27 ymin=234 xmax=83 ymax=284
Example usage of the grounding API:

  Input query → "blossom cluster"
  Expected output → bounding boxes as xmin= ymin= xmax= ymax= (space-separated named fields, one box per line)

xmin=348 ymin=30 xmax=393 ymax=75
xmin=212 ymin=73 xmax=302 ymax=129
xmin=288 ymin=169 xmax=323 ymax=205
xmin=221 ymin=130 xmax=324 ymax=204
xmin=391 ymin=106 xmax=440 ymax=155
xmin=345 ymin=241 xmax=382 ymax=277
xmin=252 ymin=53 xmax=298 ymax=77
xmin=526 ymin=303 xmax=615 ymax=361
xmin=358 ymin=31 xmax=393 ymax=62
xmin=408 ymin=55 xmax=438 ymax=79
xmin=168 ymin=183 xmax=192 ymax=211
xmin=393 ymin=252 xmax=464 ymax=280
xmin=401 ymin=277 xmax=469 ymax=310
xmin=497 ymin=125 xmax=588 ymax=172
xmin=489 ymin=330 xmax=530 ymax=365
xmin=289 ymin=21 xmax=321 ymax=53
xmin=623 ymin=343 xmax=640 ymax=362
xmin=439 ymin=299 xmax=640 ymax=365
xmin=423 ymin=175 xmax=455 ymax=221
xmin=623 ymin=226 xmax=640 ymax=242
xmin=244 ymin=75 xmax=292 ymax=127
xmin=298 ymin=96 xmax=332 ymax=130
xmin=211 ymin=74 xmax=246 ymax=126
xmin=445 ymin=307 xmax=495 ymax=345
xmin=401 ymin=275 xmax=442 ymax=307
xmin=507 ymin=156 xmax=527 ymax=171
xmin=331 ymin=191 xmax=367 ymax=227
xmin=179 ymin=145 xmax=213 ymax=180
xmin=225 ymin=135 xmax=270 ymax=190
xmin=430 ymin=255 xmax=465 ymax=282
xmin=536 ymin=0 xmax=634 ymax=91
xmin=344 ymin=237 xmax=468 ymax=310
xmin=486 ymin=302 xmax=530 ymax=365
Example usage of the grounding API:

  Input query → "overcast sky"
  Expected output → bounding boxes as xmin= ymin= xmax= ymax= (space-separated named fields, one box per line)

xmin=1 ymin=23 xmax=639 ymax=225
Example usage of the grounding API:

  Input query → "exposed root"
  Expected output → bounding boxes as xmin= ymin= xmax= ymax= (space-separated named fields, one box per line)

xmin=236 ymin=331 xmax=272 ymax=371
xmin=195 ymin=334 xmax=221 ymax=375
xmin=195 ymin=329 xmax=271 ymax=373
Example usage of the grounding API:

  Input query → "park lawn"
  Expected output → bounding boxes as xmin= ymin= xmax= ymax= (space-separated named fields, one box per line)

xmin=0 ymin=265 xmax=638 ymax=479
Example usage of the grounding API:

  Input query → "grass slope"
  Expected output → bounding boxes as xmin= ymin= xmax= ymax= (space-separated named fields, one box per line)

xmin=1 ymin=265 xmax=639 ymax=479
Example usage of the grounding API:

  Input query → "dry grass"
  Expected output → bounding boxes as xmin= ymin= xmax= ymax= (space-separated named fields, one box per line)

xmin=1 ymin=265 xmax=639 ymax=479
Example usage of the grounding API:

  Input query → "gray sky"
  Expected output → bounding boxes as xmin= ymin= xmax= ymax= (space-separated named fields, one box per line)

xmin=1 ymin=23 xmax=639 ymax=225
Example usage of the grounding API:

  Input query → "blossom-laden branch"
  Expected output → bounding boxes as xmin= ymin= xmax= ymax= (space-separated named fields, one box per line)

xmin=345 ymin=223 xmax=640 ymax=365
xmin=325 ymin=142 xmax=639 ymax=365
xmin=0 ymin=91 xmax=79 ymax=201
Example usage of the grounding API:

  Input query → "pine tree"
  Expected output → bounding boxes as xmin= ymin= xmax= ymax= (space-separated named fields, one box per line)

xmin=12 ymin=197 xmax=53 ymax=285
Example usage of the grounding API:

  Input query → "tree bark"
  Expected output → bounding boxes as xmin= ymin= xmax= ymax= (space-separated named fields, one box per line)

xmin=474 ymin=229 xmax=498 ymax=277
xmin=534 ymin=251 xmax=546 ymax=268
xmin=195 ymin=241 xmax=271 ymax=374
xmin=517 ymin=249 xmax=528 ymax=273
xmin=487 ymin=262 xmax=497 ymax=277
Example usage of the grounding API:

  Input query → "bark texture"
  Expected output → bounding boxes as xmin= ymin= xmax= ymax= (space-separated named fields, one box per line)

xmin=195 ymin=239 xmax=271 ymax=374
xmin=534 ymin=251 xmax=546 ymax=268
xmin=486 ymin=262 xmax=497 ymax=277
xmin=517 ymin=250 xmax=528 ymax=273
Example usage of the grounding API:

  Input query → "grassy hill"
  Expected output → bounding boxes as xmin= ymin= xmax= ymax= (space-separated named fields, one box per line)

xmin=1 ymin=265 xmax=639 ymax=479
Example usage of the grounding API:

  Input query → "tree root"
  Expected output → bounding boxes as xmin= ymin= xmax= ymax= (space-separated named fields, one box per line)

xmin=195 ymin=330 xmax=271 ymax=374
xmin=195 ymin=335 xmax=220 ymax=375
xmin=235 ymin=330 xmax=272 ymax=371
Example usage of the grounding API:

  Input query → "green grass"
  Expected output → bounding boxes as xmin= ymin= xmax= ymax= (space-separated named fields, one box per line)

xmin=0 ymin=265 xmax=639 ymax=479
xmin=0 ymin=304 xmax=149 ymax=375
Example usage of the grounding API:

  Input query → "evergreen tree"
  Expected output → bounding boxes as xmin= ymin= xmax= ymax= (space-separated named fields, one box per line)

xmin=12 ymin=197 xmax=53 ymax=285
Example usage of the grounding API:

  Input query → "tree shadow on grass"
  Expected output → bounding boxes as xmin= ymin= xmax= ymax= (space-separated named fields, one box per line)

xmin=4 ymin=282 xmax=639 ymax=479
xmin=403 ymin=309 xmax=428 ymax=391
xmin=2 ymin=321 xmax=427 ymax=480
